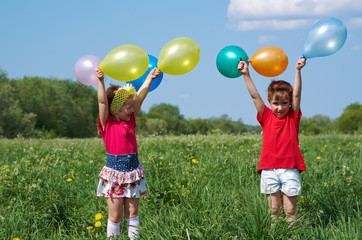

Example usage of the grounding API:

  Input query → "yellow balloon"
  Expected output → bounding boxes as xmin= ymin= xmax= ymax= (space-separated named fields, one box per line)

xmin=158 ymin=37 xmax=200 ymax=75
xmin=250 ymin=46 xmax=288 ymax=77
xmin=100 ymin=45 xmax=149 ymax=81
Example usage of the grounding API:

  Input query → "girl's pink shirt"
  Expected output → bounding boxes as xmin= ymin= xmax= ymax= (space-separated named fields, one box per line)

xmin=97 ymin=114 xmax=138 ymax=155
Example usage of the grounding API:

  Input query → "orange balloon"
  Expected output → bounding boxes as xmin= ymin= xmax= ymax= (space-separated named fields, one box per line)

xmin=250 ymin=46 xmax=288 ymax=77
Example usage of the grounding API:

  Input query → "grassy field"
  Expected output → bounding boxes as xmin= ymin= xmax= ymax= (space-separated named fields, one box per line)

xmin=0 ymin=134 xmax=360 ymax=239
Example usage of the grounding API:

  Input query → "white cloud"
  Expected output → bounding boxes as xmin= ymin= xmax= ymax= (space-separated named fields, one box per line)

xmin=348 ymin=17 xmax=362 ymax=28
xmin=352 ymin=45 xmax=362 ymax=51
xmin=257 ymin=35 xmax=278 ymax=44
xmin=227 ymin=0 xmax=362 ymax=31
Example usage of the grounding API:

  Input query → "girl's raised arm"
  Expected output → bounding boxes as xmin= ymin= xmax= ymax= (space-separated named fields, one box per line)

xmin=292 ymin=58 xmax=306 ymax=114
xmin=96 ymin=68 xmax=108 ymax=129
xmin=238 ymin=61 xmax=265 ymax=116
xmin=133 ymin=68 xmax=160 ymax=116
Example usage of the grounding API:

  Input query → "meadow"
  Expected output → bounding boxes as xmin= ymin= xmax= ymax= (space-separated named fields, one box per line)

xmin=0 ymin=134 xmax=360 ymax=239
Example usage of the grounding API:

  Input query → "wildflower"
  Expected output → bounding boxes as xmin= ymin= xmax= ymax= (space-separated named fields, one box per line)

xmin=338 ymin=147 xmax=341 ymax=150
xmin=95 ymin=221 xmax=102 ymax=227
xmin=87 ymin=226 xmax=93 ymax=230
xmin=316 ymin=156 xmax=321 ymax=160
xmin=170 ymin=185 xmax=173 ymax=187
xmin=67 ymin=178 xmax=72 ymax=182
xmin=13 ymin=238 xmax=20 ymax=240
xmin=36 ymin=212 xmax=39 ymax=214
xmin=46 ymin=155 xmax=50 ymax=159
xmin=86 ymin=180 xmax=89 ymax=182
xmin=60 ymin=160 xmax=63 ymax=163
xmin=192 ymin=158 xmax=199 ymax=164
xmin=95 ymin=213 xmax=103 ymax=220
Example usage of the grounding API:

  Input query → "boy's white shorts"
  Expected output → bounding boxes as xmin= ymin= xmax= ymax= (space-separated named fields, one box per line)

xmin=260 ymin=168 xmax=301 ymax=196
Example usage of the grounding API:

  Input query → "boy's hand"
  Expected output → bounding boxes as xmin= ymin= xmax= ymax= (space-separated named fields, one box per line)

xmin=237 ymin=61 xmax=249 ymax=76
xmin=296 ymin=58 xmax=306 ymax=70
xmin=96 ymin=68 xmax=104 ymax=81
xmin=148 ymin=68 xmax=161 ymax=79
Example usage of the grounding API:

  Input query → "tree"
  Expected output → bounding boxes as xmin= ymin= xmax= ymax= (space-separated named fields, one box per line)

xmin=300 ymin=114 xmax=332 ymax=135
xmin=147 ymin=103 xmax=189 ymax=134
xmin=0 ymin=72 xmax=38 ymax=138
xmin=334 ymin=102 xmax=362 ymax=134
xmin=188 ymin=119 xmax=212 ymax=134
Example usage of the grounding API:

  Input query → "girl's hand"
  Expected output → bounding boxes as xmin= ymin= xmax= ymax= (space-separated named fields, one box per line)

xmin=237 ymin=61 xmax=249 ymax=76
xmin=96 ymin=68 xmax=104 ymax=81
xmin=148 ymin=68 xmax=161 ymax=79
xmin=296 ymin=58 xmax=306 ymax=71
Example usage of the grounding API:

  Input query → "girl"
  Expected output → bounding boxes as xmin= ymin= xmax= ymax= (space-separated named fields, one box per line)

xmin=96 ymin=67 xmax=160 ymax=239
xmin=238 ymin=58 xmax=306 ymax=224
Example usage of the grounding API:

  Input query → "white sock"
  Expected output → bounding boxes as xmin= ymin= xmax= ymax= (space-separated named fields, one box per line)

xmin=126 ymin=215 xmax=140 ymax=240
xmin=107 ymin=219 xmax=120 ymax=239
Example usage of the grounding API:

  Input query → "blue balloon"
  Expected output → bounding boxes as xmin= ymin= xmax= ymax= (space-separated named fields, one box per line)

xmin=216 ymin=45 xmax=249 ymax=78
xmin=127 ymin=54 xmax=163 ymax=92
xmin=303 ymin=18 xmax=347 ymax=59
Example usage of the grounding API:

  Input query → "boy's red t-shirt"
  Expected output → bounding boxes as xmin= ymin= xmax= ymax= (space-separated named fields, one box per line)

xmin=257 ymin=106 xmax=306 ymax=174
xmin=97 ymin=114 xmax=138 ymax=155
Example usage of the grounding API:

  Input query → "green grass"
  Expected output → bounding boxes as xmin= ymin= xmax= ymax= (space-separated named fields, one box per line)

xmin=0 ymin=134 xmax=360 ymax=239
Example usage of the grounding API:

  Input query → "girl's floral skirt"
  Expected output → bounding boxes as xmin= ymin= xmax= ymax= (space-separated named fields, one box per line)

xmin=96 ymin=163 xmax=147 ymax=198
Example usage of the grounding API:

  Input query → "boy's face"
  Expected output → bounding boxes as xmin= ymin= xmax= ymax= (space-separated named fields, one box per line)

xmin=114 ymin=96 xmax=134 ymax=121
xmin=269 ymin=94 xmax=291 ymax=118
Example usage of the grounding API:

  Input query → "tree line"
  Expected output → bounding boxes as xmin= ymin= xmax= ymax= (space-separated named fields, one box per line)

xmin=0 ymin=71 xmax=361 ymax=138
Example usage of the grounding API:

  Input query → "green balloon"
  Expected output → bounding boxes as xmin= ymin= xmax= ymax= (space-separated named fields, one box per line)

xmin=216 ymin=46 xmax=249 ymax=78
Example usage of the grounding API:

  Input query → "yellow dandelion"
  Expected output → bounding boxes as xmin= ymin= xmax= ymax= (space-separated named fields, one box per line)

xmin=13 ymin=238 xmax=20 ymax=240
xmin=316 ymin=156 xmax=321 ymax=160
xmin=86 ymin=180 xmax=89 ymax=183
xmin=182 ymin=172 xmax=185 ymax=174
xmin=338 ymin=147 xmax=341 ymax=150
xmin=36 ymin=212 xmax=39 ymax=214
xmin=95 ymin=221 xmax=102 ymax=227
xmin=46 ymin=155 xmax=50 ymax=159
xmin=60 ymin=160 xmax=63 ymax=163
xmin=87 ymin=226 xmax=93 ymax=230
xmin=95 ymin=213 xmax=103 ymax=220
xmin=192 ymin=159 xmax=199 ymax=164
xmin=6 ymin=169 xmax=9 ymax=172
xmin=170 ymin=185 xmax=173 ymax=187
xmin=67 ymin=178 xmax=72 ymax=182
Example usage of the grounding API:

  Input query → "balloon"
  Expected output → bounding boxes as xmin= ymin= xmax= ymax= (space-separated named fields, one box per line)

xmin=100 ymin=45 xmax=149 ymax=81
xmin=127 ymin=55 xmax=163 ymax=92
xmin=303 ymin=18 xmax=347 ymax=59
xmin=158 ymin=37 xmax=200 ymax=75
xmin=74 ymin=55 xmax=102 ymax=86
xmin=250 ymin=46 xmax=288 ymax=77
xmin=216 ymin=45 xmax=249 ymax=78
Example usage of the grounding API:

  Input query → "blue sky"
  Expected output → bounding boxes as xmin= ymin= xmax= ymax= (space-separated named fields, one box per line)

xmin=1 ymin=0 xmax=361 ymax=125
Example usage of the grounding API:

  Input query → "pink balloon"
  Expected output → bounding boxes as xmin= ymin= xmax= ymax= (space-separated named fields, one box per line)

xmin=74 ymin=55 xmax=102 ymax=86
